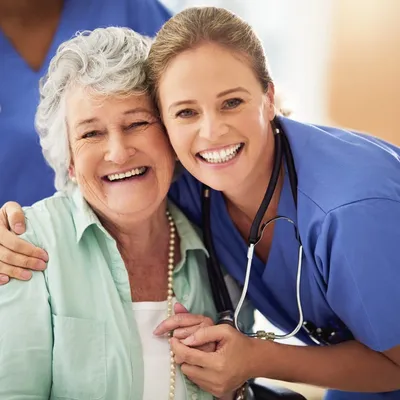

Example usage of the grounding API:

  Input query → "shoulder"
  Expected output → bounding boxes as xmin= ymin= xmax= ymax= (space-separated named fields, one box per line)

xmin=169 ymin=170 xmax=203 ymax=227
xmin=68 ymin=0 xmax=170 ymax=37
xmin=280 ymin=117 xmax=400 ymax=212
xmin=21 ymin=192 xmax=76 ymax=248
xmin=124 ymin=0 xmax=171 ymax=35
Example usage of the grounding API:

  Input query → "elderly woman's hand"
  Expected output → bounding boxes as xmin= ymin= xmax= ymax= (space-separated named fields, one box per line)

xmin=0 ymin=201 xmax=48 ymax=284
xmin=154 ymin=303 xmax=216 ymax=353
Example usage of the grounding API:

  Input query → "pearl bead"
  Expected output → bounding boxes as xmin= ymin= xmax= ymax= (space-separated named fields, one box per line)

xmin=166 ymin=209 xmax=176 ymax=399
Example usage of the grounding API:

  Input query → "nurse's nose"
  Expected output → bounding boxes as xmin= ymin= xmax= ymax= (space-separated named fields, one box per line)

xmin=104 ymin=133 xmax=136 ymax=164
xmin=198 ymin=113 xmax=228 ymax=141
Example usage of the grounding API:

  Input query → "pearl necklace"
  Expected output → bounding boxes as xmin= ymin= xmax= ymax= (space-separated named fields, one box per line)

xmin=166 ymin=210 xmax=176 ymax=400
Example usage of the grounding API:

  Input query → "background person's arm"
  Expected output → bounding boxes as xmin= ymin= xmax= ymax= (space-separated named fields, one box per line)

xmin=0 ymin=202 xmax=48 ymax=284
xmin=0 ymin=216 xmax=52 ymax=399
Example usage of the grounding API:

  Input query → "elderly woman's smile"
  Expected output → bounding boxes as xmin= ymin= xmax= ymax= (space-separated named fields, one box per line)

xmin=66 ymin=86 xmax=175 ymax=222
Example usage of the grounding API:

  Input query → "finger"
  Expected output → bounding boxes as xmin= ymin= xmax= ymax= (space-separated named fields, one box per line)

xmin=0 ymin=274 xmax=10 ymax=285
xmin=196 ymin=343 xmax=216 ymax=353
xmin=180 ymin=364 xmax=217 ymax=395
xmin=0 ymin=264 xmax=32 ymax=281
xmin=0 ymin=224 xmax=48 ymax=263
xmin=0 ymin=246 xmax=47 ymax=271
xmin=173 ymin=325 xmax=200 ymax=339
xmin=1 ymin=202 xmax=26 ymax=235
xmin=173 ymin=316 xmax=214 ymax=339
xmin=182 ymin=325 xmax=232 ymax=347
xmin=174 ymin=302 xmax=189 ymax=314
xmin=171 ymin=337 xmax=214 ymax=368
xmin=154 ymin=313 xmax=212 ymax=335
xmin=181 ymin=364 xmax=231 ymax=398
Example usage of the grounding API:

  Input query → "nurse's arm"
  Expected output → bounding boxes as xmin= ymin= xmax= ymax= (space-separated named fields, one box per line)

xmin=249 ymin=338 xmax=400 ymax=392
xmin=0 ymin=201 xmax=48 ymax=284
xmin=174 ymin=326 xmax=400 ymax=394
xmin=0 ymin=269 xmax=53 ymax=398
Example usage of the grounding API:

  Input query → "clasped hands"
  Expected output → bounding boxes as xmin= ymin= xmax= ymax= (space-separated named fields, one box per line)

xmin=154 ymin=303 xmax=257 ymax=398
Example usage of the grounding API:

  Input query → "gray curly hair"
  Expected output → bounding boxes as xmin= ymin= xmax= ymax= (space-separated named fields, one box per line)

xmin=35 ymin=27 xmax=152 ymax=192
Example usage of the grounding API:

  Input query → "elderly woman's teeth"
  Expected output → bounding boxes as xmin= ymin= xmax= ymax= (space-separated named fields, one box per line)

xmin=107 ymin=167 xmax=147 ymax=182
xmin=199 ymin=143 xmax=242 ymax=163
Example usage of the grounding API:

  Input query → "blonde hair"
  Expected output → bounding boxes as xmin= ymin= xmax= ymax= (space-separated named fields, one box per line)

xmin=147 ymin=6 xmax=274 ymax=107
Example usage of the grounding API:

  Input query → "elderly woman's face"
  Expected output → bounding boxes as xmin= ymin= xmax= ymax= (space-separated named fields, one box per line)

xmin=66 ymin=87 xmax=175 ymax=221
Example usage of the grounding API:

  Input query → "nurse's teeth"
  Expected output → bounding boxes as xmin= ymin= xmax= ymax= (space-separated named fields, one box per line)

xmin=107 ymin=167 xmax=146 ymax=181
xmin=199 ymin=144 xmax=242 ymax=163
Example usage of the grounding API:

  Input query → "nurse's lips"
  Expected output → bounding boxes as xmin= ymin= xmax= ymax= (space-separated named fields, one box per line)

xmin=197 ymin=143 xmax=244 ymax=164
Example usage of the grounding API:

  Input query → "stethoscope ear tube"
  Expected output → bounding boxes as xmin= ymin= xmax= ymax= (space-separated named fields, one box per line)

xmin=248 ymin=118 xmax=283 ymax=245
xmin=202 ymin=185 xmax=234 ymax=315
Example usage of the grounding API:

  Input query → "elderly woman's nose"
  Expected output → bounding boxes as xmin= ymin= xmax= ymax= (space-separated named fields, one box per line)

xmin=198 ymin=113 xmax=228 ymax=141
xmin=104 ymin=135 xmax=136 ymax=164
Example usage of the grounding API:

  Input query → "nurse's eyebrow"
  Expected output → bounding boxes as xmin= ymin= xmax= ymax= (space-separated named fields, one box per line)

xmin=217 ymin=87 xmax=250 ymax=98
xmin=168 ymin=99 xmax=197 ymax=112
xmin=168 ymin=87 xmax=250 ymax=113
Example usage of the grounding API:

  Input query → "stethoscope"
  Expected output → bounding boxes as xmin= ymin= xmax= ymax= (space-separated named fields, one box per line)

xmin=202 ymin=117 xmax=312 ymax=343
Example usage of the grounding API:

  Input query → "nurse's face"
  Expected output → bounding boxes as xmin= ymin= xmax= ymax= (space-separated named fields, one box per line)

xmin=158 ymin=42 xmax=276 ymax=193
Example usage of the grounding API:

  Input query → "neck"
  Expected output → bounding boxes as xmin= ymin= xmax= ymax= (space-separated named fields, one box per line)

xmin=225 ymin=131 xmax=282 ymax=222
xmin=0 ymin=0 xmax=63 ymax=21
xmin=101 ymin=203 xmax=170 ymax=262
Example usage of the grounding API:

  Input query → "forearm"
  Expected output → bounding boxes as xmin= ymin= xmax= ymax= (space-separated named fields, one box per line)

xmin=249 ymin=339 xmax=400 ymax=392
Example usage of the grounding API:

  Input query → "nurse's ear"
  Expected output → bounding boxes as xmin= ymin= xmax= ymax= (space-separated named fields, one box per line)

xmin=264 ymin=82 xmax=276 ymax=121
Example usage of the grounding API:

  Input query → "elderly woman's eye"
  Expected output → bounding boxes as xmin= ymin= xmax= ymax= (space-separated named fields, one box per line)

xmin=175 ymin=109 xmax=196 ymax=118
xmin=127 ymin=121 xmax=150 ymax=130
xmin=82 ymin=131 xmax=100 ymax=139
xmin=223 ymin=98 xmax=243 ymax=109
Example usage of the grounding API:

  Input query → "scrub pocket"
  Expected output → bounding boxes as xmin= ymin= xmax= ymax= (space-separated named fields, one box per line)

xmin=51 ymin=315 xmax=106 ymax=399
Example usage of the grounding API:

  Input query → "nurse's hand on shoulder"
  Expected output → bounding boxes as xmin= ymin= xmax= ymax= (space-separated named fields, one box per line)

xmin=170 ymin=324 xmax=256 ymax=398
xmin=0 ymin=201 xmax=48 ymax=284
xmin=154 ymin=303 xmax=216 ymax=353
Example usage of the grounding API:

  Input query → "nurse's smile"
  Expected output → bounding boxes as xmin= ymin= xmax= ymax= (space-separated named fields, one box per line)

xmin=196 ymin=143 xmax=244 ymax=165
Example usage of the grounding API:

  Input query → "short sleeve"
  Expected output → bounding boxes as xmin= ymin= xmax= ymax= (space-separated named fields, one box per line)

xmin=0 ymin=209 xmax=52 ymax=399
xmin=126 ymin=0 xmax=171 ymax=37
xmin=315 ymin=198 xmax=400 ymax=351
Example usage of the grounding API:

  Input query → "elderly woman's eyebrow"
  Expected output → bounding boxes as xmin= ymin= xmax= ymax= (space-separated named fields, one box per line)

xmin=75 ymin=108 xmax=155 ymax=129
xmin=123 ymin=107 xmax=155 ymax=116
xmin=75 ymin=118 xmax=98 ymax=129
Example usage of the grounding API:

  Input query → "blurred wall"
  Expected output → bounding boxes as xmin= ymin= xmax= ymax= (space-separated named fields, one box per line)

xmin=327 ymin=0 xmax=400 ymax=144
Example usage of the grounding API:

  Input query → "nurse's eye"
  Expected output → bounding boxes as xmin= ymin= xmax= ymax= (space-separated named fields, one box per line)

xmin=82 ymin=130 xmax=101 ymax=139
xmin=175 ymin=109 xmax=197 ymax=119
xmin=223 ymin=98 xmax=243 ymax=109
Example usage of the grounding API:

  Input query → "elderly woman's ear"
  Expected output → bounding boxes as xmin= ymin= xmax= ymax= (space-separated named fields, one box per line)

xmin=68 ymin=166 xmax=78 ymax=183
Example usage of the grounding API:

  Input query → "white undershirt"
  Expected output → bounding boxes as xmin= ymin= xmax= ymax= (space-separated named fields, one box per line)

xmin=132 ymin=300 xmax=186 ymax=400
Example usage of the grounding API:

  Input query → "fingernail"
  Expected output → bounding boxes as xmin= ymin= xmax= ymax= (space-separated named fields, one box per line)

xmin=182 ymin=336 xmax=194 ymax=345
xmin=21 ymin=270 xmax=32 ymax=280
xmin=35 ymin=260 xmax=47 ymax=271
xmin=14 ymin=223 xmax=24 ymax=235
xmin=0 ymin=275 xmax=9 ymax=283
xmin=39 ymin=250 xmax=49 ymax=262
xmin=153 ymin=326 xmax=160 ymax=335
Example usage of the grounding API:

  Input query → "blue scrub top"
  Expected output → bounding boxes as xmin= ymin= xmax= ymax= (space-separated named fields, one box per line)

xmin=0 ymin=0 xmax=170 ymax=207
xmin=170 ymin=116 xmax=400 ymax=400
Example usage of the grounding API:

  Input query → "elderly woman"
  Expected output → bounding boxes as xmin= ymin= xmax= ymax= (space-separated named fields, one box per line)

xmin=0 ymin=27 xmax=252 ymax=400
